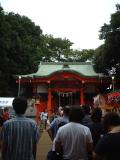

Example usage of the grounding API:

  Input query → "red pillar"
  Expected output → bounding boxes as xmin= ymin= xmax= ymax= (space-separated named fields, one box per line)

xmin=47 ymin=88 xmax=52 ymax=116
xmin=80 ymin=88 xmax=84 ymax=105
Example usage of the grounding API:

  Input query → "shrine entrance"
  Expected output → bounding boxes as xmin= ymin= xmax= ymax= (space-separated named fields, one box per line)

xmin=58 ymin=92 xmax=73 ymax=107
xmin=52 ymin=91 xmax=80 ymax=108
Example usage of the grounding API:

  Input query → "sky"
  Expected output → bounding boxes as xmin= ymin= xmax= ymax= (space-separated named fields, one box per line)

xmin=0 ymin=0 xmax=120 ymax=50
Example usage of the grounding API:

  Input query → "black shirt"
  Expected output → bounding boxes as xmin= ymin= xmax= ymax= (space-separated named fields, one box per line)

xmin=89 ymin=122 xmax=104 ymax=146
xmin=95 ymin=132 xmax=120 ymax=160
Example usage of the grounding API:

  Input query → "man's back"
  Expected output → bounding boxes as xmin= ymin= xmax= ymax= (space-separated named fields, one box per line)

xmin=55 ymin=122 xmax=92 ymax=160
xmin=1 ymin=116 xmax=39 ymax=160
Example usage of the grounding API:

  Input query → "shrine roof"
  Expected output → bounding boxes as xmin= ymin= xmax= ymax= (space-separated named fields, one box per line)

xmin=18 ymin=62 xmax=103 ymax=79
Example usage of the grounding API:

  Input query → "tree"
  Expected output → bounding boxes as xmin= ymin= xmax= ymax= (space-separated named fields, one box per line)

xmin=0 ymin=6 xmax=44 ymax=96
xmin=72 ymin=49 xmax=95 ymax=62
xmin=42 ymin=34 xmax=73 ymax=62
xmin=94 ymin=45 xmax=107 ymax=73
xmin=94 ymin=4 xmax=120 ymax=74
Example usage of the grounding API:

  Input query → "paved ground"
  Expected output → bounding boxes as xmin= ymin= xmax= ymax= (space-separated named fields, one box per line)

xmin=36 ymin=130 xmax=52 ymax=160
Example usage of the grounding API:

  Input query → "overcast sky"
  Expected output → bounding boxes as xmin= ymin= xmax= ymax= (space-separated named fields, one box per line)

xmin=0 ymin=0 xmax=120 ymax=49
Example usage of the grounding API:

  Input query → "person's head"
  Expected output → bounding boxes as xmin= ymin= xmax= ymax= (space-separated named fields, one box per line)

xmin=44 ymin=109 xmax=47 ymax=113
xmin=12 ymin=97 xmax=28 ymax=115
xmin=91 ymin=107 xmax=102 ymax=123
xmin=58 ymin=106 xmax=63 ymax=116
xmin=69 ymin=106 xmax=85 ymax=123
xmin=4 ymin=107 xmax=9 ymax=112
xmin=63 ymin=105 xmax=70 ymax=116
xmin=82 ymin=105 xmax=91 ymax=115
xmin=103 ymin=112 xmax=120 ymax=132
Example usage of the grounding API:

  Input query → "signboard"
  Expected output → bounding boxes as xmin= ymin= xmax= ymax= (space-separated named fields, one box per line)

xmin=0 ymin=97 xmax=14 ymax=108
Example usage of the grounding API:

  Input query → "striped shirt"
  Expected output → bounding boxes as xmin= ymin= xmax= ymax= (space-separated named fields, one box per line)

xmin=1 ymin=115 xmax=39 ymax=160
xmin=49 ymin=116 xmax=69 ymax=140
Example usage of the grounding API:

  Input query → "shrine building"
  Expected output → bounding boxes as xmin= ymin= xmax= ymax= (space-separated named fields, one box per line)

xmin=16 ymin=62 xmax=109 ymax=116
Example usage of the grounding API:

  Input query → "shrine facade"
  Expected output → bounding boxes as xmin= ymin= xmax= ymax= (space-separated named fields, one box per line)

xmin=16 ymin=62 xmax=109 ymax=116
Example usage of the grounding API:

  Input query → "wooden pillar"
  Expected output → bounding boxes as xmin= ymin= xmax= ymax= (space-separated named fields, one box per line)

xmin=47 ymin=88 xmax=52 ymax=116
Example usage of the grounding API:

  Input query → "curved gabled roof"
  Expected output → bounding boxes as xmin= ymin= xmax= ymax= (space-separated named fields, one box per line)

xmin=20 ymin=62 xmax=102 ymax=79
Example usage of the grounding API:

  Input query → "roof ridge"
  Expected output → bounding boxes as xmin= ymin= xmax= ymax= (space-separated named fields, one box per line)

xmin=39 ymin=62 xmax=92 ymax=65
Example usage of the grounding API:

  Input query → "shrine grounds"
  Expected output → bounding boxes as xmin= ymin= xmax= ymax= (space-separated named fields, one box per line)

xmin=36 ymin=129 xmax=52 ymax=160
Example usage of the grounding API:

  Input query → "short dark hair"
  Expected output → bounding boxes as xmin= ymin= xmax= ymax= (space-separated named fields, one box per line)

xmin=103 ymin=112 xmax=120 ymax=132
xmin=69 ymin=106 xmax=85 ymax=123
xmin=12 ymin=97 xmax=28 ymax=114
xmin=91 ymin=107 xmax=102 ymax=123
xmin=63 ymin=105 xmax=70 ymax=116
xmin=82 ymin=105 xmax=90 ymax=115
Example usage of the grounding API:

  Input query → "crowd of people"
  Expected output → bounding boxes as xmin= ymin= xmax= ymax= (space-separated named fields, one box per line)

xmin=46 ymin=105 xmax=120 ymax=160
xmin=0 ymin=97 xmax=120 ymax=160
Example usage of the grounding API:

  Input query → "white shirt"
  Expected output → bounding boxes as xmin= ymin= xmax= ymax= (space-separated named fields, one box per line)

xmin=40 ymin=112 xmax=48 ymax=121
xmin=55 ymin=122 xmax=93 ymax=160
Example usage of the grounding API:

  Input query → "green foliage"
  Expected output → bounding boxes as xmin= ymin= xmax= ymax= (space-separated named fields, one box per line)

xmin=94 ymin=4 xmax=120 ymax=74
xmin=42 ymin=34 xmax=73 ymax=62
xmin=60 ymin=49 xmax=95 ymax=62
xmin=94 ymin=45 xmax=107 ymax=73
xmin=0 ymin=6 xmax=43 ymax=96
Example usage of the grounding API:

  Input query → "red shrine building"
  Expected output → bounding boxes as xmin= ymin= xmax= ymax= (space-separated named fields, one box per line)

xmin=17 ymin=62 xmax=110 ymax=117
